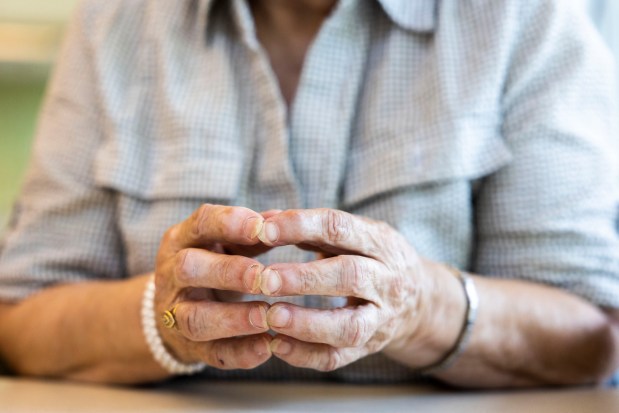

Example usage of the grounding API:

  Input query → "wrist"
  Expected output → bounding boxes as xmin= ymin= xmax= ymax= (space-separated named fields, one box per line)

xmin=383 ymin=260 xmax=468 ymax=369
xmin=418 ymin=268 xmax=478 ymax=374
xmin=142 ymin=275 xmax=206 ymax=375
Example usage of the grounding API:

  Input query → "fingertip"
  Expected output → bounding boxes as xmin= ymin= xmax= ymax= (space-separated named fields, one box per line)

xmin=248 ymin=303 xmax=269 ymax=330
xmin=257 ymin=221 xmax=280 ymax=246
xmin=270 ymin=337 xmax=292 ymax=356
xmin=243 ymin=264 xmax=263 ymax=294
xmin=253 ymin=334 xmax=273 ymax=358
xmin=266 ymin=305 xmax=292 ymax=329
xmin=243 ymin=216 xmax=265 ymax=241
xmin=259 ymin=268 xmax=282 ymax=296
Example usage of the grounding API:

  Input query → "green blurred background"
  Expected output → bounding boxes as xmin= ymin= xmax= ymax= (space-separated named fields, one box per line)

xmin=0 ymin=0 xmax=77 ymax=229
xmin=0 ymin=0 xmax=617 ymax=232
xmin=0 ymin=78 xmax=46 ymax=227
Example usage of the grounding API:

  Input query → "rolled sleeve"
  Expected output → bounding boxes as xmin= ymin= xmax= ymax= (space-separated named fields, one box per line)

xmin=0 ymin=2 xmax=126 ymax=302
xmin=473 ymin=1 xmax=619 ymax=308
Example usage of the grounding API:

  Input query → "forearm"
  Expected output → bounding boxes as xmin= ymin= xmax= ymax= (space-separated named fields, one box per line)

xmin=0 ymin=274 xmax=169 ymax=384
xmin=384 ymin=263 xmax=619 ymax=387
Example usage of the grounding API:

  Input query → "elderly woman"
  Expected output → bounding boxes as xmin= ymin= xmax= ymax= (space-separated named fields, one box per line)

xmin=0 ymin=0 xmax=618 ymax=387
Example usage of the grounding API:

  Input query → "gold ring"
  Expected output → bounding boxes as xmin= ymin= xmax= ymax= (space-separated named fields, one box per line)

xmin=162 ymin=305 xmax=179 ymax=329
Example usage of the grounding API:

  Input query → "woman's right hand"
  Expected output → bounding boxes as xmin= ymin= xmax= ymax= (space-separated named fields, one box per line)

xmin=153 ymin=204 xmax=273 ymax=370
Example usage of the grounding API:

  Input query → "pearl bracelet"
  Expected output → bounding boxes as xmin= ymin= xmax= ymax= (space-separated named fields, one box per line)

xmin=420 ymin=268 xmax=479 ymax=375
xmin=141 ymin=275 xmax=206 ymax=375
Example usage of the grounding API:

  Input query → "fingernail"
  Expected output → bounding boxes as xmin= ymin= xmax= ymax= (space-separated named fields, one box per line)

xmin=243 ymin=264 xmax=262 ymax=294
xmin=243 ymin=217 xmax=264 ymax=240
xmin=260 ymin=268 xmax=281 ymax=296
xmin=267 ymin=306 xmax=291 ymax=328
xmin=258 ymin=221 xmax=279 ymax=245
xmin=253 ymin=337 xmax=270 ymax=356
xmin=270 ymin=338 xmax=292 ymax=356
xmin=249 ymin=305 xmax=268 ymax=329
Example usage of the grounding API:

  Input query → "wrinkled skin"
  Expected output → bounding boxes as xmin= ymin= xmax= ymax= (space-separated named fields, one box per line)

xmin=154 ymin=204 xmax=427 ymax=372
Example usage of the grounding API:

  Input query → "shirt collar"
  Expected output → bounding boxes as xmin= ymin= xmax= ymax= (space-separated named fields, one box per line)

xmin=199 ymin=0 xmax=438 ymax=34
xmin=376 ymin=0 xmax=438 ymax=32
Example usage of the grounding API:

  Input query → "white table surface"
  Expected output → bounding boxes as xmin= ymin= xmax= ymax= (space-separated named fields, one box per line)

xmin=1 ymin=377 xmax=618 ymax=413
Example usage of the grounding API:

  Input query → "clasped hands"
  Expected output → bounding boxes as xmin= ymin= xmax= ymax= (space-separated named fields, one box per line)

xmin=154 ymin=204 xmax=430 ymax=372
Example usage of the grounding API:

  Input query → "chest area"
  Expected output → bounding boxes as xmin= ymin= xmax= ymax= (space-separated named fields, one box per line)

xmin=92 ymin=14 xmax=512 ymax=276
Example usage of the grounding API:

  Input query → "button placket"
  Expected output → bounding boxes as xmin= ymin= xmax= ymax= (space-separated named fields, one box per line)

xmin=231 ymin=0 xmax=303 ymax=212
xmin=287 ymin=1 xmax=372 ymax=210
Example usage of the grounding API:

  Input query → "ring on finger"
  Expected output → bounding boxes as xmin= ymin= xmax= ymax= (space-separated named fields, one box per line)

xmin=162 ymin=305 xmax=179 ymax=329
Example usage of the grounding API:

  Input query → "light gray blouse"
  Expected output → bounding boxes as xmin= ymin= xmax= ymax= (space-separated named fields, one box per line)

xmin=1 ymin=0 xmax=619 ymax=381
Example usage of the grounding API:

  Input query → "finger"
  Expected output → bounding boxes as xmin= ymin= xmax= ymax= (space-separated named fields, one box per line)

xmin=287 ymin=243 xmax=338 ymax=257
xmin=171 ymin=248 xmax=263 ymax=294
xmin=162 ymin=204 xmax=264 ymax=256
xmin=266 ymin=303 xmax=380 ymax=348
xmin=174 ymin=301 xmax=270 ymax=342
xmin=259 ymin=255 xmax=384 ymax=301
xmin=269 ymin=336 xmax=364 ymax=372
xmin=203 ymin=334 xmax=272 ymax=370
xmin=260 ymin=209 xmax=283 ymax=219
xmin=257 ymin=209 xmax=388 ymax=259
xmin=217 ymin=210 xmax=284 ymax=257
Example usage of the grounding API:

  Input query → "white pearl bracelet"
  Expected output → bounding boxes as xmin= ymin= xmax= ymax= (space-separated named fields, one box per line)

xmin=141 ymin=275 xmax=206 ymax=375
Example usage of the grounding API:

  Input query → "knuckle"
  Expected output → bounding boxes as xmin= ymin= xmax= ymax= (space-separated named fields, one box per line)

xmin=183 ymin=305 xmax=204 ymax=341
xmin=156 ymin=226 xmax=180 ymax=265
xmin=365 ymin=338 xmax=383 ymax=354
xmin=323 ymin=209 xmax=351 ymax=243
xmin=174 ymin=249 xmax=193 ymax=284
xmin=191 ymin=204 xmax=213 ymax=240
xmin=367 ymin=221 xmax=392 ymax=256
xmin=299 ymin=264 xmax=318 ymax=293
xmin=339 ymin=258 xmax=365 ymax=296
xmin=215 ymin=206 xmax=235 ymax=232
xmin=321 ymin=348 xmax=342 ymax=372
xmin=161 ymin=225 xmax=177 ymax=246
xmin=341 ymin=313 xmax=370 ymax=347
xmin=214 ymin=255 xmax=234 ymax=287
xmin=389 ymin=273 xmax=406 ymax=300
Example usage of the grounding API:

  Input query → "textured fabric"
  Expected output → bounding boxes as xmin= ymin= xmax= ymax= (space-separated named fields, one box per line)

xmin=1 ymin=0 xmax=619 ymax=382
xmin=587 ymin=0 xmax=619 ymax=103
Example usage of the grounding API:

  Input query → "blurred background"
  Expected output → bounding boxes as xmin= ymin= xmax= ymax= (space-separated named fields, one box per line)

xmin=0 ymin=0 xmax=78 ymax=229
xmin=0 ymin=0 xmax=617 ymax=231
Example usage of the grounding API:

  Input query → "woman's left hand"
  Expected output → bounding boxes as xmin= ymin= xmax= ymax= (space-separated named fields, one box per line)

xmin=253 ymin=208 xmax=442 ymax=371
